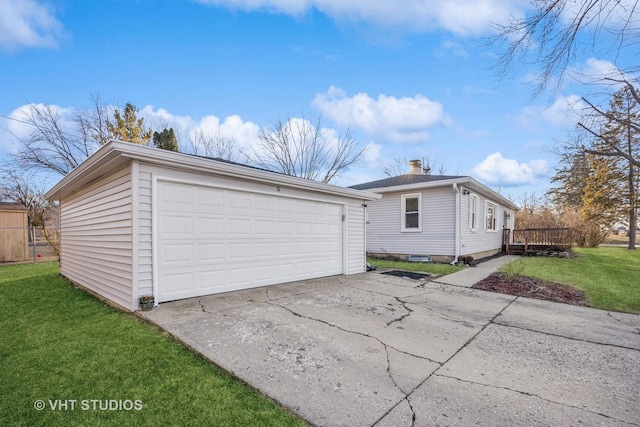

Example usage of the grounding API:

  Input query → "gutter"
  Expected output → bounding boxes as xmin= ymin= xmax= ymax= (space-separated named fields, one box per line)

xmin=451 ymin=183 xmax=460 ymax=265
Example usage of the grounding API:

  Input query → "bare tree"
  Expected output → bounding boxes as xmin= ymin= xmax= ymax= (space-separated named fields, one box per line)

xmin=7 ymin=96 xmax=113 ymax=176
xmin=189 ymin=130 xmax=239 ymax=161
xmin=492 ymin=0 xmax=639 ymax=96
xmin=0 ymin=170 xmax=60 ymax=260
xmin=579 ymin=83 xmax=640 ymax=169
xmin=382 ymin=156 xmax=447 ymax=177
xmin=0 ymin=170 xmax=48 ymax=226
xmin=246 ymin=115 xmax=364 ymax=183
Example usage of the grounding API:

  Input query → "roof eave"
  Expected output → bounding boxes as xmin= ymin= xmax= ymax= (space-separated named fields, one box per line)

xmin=45 ymin=141 xmax=382 ymax=201
xmin=361 ymin=176 xmax=519 ymax=211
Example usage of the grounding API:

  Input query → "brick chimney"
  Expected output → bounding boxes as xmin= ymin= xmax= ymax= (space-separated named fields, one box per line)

xmin=408 ymin=159 xmax=422 ymax=175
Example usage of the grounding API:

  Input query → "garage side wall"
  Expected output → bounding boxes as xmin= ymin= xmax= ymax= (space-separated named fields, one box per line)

xmin=60 ymin=165 xmax=134 ymax=311
xmin=346 ymin=200 xmax=366 ymax=274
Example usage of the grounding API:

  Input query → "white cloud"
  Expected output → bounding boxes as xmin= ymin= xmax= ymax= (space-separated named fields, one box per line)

xmin=312 ymin=86 xmax=449 ymax=143
xmin=362 ymin=141 xmax=381 ymax=166
xmin=518 ymin=95 xmax=586 ymax=129
xmin=140 ymin=106 xmax=261 ymax=151
xmin=472 ymin=152 xmax=548 ymax=186
xmin=569 ymin=58 xmax=636 ymax=89
xmin=195 ymin=0 xmax=524 ymax=36
xmin=0 ymin=0 xmax=64 ymax=52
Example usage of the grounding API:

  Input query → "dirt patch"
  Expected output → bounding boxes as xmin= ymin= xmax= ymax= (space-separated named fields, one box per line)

xmin=472 ymin=273 xmax=588 ymax=307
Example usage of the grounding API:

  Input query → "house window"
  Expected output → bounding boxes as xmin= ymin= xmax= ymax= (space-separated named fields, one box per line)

xmin=469 ymin=195 xmax=478 ymax=230
xmin=401 ymin=193 xmax=421 ymax=232
xmin=486 ymin=202 xmax=497 ymax=231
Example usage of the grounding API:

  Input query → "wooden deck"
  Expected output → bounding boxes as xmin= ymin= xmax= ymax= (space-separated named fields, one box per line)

xmin=503 ymin=228 xmax=573 ymax=255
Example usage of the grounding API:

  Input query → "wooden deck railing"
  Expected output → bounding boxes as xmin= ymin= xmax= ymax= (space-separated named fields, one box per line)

xmin=503 ymin=228 xmax=573 ymax=253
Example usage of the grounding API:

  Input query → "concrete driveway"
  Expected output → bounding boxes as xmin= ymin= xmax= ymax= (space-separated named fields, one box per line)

xmin=140 ymin=272 xmax=640 ymax=426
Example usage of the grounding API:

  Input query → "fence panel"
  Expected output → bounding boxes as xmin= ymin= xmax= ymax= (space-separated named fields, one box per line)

xmin=0 ymin=226 xmax=58 ymax=263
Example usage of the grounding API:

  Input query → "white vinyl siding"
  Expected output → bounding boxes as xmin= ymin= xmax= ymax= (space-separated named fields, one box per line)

xmin=137 ymin=169 xmax=154 ymax=297
xmin=460 ymin=191 xmax=506 ymax=256
xmin=468 ymin=194 xmax=478 ymax=230
xmin=366 ymin=187 xmax=454 ymax=256
xmin=346 ymin=200 xmax=367 ymax=274
xmin=59 ymin=165 xmax=133 ymax=310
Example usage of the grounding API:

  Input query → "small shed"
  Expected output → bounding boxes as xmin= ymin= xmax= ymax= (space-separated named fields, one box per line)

xmin=0 ymin=203 xmax=29 ymax=262
xmin=45 ymin=141 xmax=381 ymax=311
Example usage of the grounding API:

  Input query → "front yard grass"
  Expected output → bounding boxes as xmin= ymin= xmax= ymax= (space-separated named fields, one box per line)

xmin=0 ymin=262 xmax=306 ymax=427
xmin=501 ymin=247 xmax=640 ymax=314
xmin=367 ymin=257 xmax=463 ymax=276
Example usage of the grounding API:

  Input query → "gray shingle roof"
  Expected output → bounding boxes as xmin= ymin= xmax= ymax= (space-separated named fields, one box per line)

xmin=349 ymin=174 xmax=466 ymax=190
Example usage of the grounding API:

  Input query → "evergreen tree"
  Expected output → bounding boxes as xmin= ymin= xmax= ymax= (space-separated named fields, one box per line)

xmin=107 ymin=103 xmax=153 ymax=145
xmin=152 ymin=128 xmax=179 ymax=152
xmin=580 ymin=150 xmax=625 ymax=226
xmin=599 ymin=86 xmax=640 ymax=249
xmin=547 ymin=135 xmax=590 ymax=209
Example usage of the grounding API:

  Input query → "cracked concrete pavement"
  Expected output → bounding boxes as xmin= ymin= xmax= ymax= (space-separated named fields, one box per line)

xmin=140 ymin=272 xmax=640 ymax=426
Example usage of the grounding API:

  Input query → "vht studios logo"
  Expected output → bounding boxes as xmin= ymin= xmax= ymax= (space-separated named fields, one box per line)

xmin=34 ymin=399 xmax=143 ymax=411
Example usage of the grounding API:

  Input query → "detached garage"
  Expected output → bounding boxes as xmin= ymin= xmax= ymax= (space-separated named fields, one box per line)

xmin=45 ymin=141 xmax=380 ymax=311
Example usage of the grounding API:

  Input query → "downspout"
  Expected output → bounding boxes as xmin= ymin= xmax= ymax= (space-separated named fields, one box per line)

xmin=363 ymin=200 xmax=368 ymax=271
xmin=451 ymin=183 xmax=460 ymax=265
xmin=451 ymin=182 xmax=460 ymax=265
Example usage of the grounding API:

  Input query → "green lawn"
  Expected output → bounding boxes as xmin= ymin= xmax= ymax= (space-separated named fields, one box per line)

xmin=501 ymin=247 xmax=640 ymax=314
xmin=367 ymin=258 xmax=463 ymax=276
xmin=0 ymin=262 xmax=307 ymax=427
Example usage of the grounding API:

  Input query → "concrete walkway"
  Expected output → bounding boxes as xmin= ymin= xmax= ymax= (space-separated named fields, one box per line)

xmin=140 ymin=268 xmax=640 ymax=426
xmin=433 ymin=255 xmax=519 ymax=287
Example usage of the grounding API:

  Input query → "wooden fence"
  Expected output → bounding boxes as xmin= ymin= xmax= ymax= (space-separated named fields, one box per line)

xmin=503 ymin=228 xmax=573 ymax=254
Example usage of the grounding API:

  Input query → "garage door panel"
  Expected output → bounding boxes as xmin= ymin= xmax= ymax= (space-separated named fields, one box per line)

xmin=228 ymin=192 xmax=251 ymax=208
xmin=157 ymin=181 xmax=344 ymax=303
xmin=255 ymin=242 xmax=275 ymax=257
xmin=229 ymin=218 xmax=251 ymax=234
xmin=198 ymin=217 xmax=224 ymax=235
xmin=160 ymin=215 xmax=193 ymax=236
xmin=198 ymin=243 xmax=224 ymax=261
xmin=161 ymin=243 xmax=194 ymax=264
xmin=161 ymin=271 xmax=195 ymax=297
xmin=198 ymin=271 xmax=225 ymax=291
xmin=161 ymin=182 xmax=193 ymax=205
xmin=197 ymin=187 xmax=224 ymax=207
xmin=255 ymin=265 xmax=274 ymax=282
xmin=255 ymin=219 xmax=274 ymax=233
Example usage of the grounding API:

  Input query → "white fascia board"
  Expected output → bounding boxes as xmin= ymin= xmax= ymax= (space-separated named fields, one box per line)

xmin=45 ymin=140 xmax=382 ymax=202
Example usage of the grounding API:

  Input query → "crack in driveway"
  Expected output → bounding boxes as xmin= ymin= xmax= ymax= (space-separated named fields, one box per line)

xmin=434 ymin=374 xmax=638 ymax=426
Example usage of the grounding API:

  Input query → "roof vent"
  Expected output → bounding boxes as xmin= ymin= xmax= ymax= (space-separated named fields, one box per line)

xmin=408 ymin=159 xmax=422 ymax=175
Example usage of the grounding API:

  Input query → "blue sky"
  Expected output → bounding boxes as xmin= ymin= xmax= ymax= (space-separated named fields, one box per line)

xmin=0 ymin=0 xmax=628 ymax=202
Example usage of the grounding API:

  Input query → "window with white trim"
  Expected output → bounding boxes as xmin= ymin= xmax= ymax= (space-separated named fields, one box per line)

xmin=469 ymin=195 xmax=478 ymax=230
xmin=486 ymin=202 xmax=497 ymax=231
xmin=401 ymin=193 xmax=421 ymax=232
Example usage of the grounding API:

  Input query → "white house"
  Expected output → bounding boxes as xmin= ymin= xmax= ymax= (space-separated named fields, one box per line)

xmin=350 ymin=160 xmax=519 ymax=263
xmin=45 ymin=141 xmax=380 ymax=311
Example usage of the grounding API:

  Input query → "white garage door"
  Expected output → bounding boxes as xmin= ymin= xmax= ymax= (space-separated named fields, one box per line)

xmin=156 ymin=180 xmax=344 ymax=302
